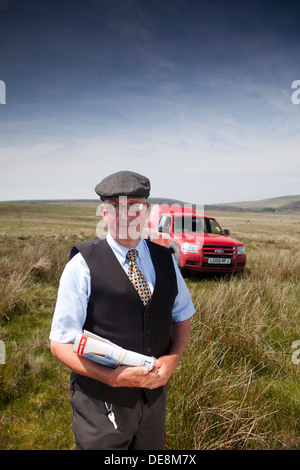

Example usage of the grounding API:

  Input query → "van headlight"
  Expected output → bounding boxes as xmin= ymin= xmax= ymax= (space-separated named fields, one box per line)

xmin=237 ymin=245 xmax=246 ymax=255
xmin=181 ymin=243 xmax=198 ymax=253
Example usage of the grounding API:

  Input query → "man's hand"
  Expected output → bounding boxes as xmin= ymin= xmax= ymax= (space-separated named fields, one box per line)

xmin=142 ymin=354 xmax=180 ymax=389
xmin=109 ymin=354 xmax=179 ymax=389
xmin=109 ymin=364 xmax=159 ymax=388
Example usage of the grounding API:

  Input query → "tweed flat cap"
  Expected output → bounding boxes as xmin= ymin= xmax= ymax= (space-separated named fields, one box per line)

xmin=95 ymin=171 xmax=151 ymax=200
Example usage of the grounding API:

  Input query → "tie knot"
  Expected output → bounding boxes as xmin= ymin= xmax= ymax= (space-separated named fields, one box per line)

xmin=126 ymin=249 xmax=138 ymax=262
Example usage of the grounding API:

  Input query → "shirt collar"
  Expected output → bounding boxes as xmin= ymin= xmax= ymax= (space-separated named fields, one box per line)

xmin=106 ymin=233 xmax=146 ymax=266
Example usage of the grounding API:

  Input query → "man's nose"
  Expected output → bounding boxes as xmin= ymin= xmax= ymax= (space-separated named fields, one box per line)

xmin=119 ymin=205 xmax=129 ymax=216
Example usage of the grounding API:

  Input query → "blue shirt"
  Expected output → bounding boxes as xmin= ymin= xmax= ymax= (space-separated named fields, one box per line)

xmin=49 ymin=234 xmax=195 ymax=343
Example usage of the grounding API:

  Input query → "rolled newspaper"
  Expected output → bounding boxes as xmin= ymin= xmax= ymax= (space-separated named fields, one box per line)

xmin=73 ymin=330 xmax=156 ymax=370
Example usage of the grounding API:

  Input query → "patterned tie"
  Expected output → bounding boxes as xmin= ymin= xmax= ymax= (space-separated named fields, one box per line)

xmin=126 ymin=249 xmax=152 ymax=306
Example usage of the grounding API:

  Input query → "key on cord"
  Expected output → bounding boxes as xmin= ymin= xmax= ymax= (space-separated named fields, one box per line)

xmin=105 ymin=402 xmax=118 ymax=429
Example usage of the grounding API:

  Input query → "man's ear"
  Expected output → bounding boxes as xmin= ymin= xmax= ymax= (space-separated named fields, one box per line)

xmin=100 ymin=203 xmax=109 ymax=221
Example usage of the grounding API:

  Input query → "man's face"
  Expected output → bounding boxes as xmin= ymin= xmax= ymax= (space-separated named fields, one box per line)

xmin=101 ymin=196 xmax=149 ymax=245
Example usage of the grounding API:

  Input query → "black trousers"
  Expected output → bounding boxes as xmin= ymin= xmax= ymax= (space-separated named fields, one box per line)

xmin=69 ymin=380 xmax=168 ymax=450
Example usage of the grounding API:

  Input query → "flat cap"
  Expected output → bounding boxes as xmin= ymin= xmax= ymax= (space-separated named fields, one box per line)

xmin=95 ymin=171 xmax=151 ymax=200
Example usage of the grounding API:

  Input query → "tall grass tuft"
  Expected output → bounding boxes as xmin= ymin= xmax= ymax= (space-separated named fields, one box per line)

xmin=0 ymin=242 xmax=54 ymax=322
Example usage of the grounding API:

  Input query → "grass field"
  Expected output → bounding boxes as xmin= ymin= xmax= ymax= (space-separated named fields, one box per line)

xmin=0 ymin=202 xmax=299 ymax=450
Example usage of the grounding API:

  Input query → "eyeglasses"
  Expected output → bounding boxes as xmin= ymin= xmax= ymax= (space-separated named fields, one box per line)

xmin=103 ymin=202 xmax=147 ymax=215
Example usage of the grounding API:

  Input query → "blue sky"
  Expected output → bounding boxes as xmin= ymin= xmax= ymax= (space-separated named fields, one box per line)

xmin=0 ymin=0 xmax=299 ymax=204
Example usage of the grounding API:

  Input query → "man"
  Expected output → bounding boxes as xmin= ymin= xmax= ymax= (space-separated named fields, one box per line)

xmin=50 ymin=170 xmax=195 ymax=450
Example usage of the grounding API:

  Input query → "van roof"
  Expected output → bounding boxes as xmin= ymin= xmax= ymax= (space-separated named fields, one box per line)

xmin=152 ymin=204 xmax=195 ymax=213
xmin=172 ymin=212 xmax=211 ymax=219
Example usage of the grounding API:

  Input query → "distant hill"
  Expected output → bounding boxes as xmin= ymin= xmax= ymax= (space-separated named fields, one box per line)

xmin=205 ymin=195 xmax=300 ymax=213
xmin=1 ymin=199 xmax=100 ymax=204
xmin=2 ymin=195 xmax=300 ymax=212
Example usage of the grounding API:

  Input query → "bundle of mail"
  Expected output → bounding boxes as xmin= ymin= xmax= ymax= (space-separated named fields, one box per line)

xmin=73 ymin=330 xmax=156 ymax=370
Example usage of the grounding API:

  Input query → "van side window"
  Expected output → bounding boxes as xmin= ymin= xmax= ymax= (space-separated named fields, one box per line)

xmin=158 ymin=215 xmax=167 ymax=232
xmin=158 ymin=215 xmax=171 ymax=233
xmin=163 ymin=216 xmax=171 ymax=233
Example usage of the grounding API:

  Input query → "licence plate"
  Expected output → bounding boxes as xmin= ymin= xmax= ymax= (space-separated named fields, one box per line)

xmin=208 ymin=258 xmax=231 ymax=265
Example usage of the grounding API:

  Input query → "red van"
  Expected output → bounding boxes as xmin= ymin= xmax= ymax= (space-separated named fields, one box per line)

xmin=145 ymin=204 xmax=246 ymax=273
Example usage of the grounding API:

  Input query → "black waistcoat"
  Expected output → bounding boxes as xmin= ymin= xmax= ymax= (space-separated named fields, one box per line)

xmin=70 ymin=238 xmax=178 ymax=408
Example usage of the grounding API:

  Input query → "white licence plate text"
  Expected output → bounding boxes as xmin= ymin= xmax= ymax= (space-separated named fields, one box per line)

xmin=208 ymin=258 xmax=231 ymax=265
